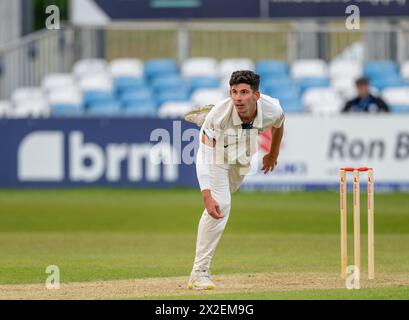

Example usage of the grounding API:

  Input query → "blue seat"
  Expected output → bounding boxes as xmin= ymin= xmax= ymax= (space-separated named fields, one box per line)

xmin=188 ymin=77 xmax=220 ymax=92
xmin=120 ymin=88 xmax=153 ymax=104
xmin=261 ymin=77 xmax=294 ymax=93
xmin=83 ymin=91 xmax=116 ymax=108
xmin=145 ymin=59 xmax=178 ymax=79
xmin=151 ymin=74 xmax=184 ymax=92
xmin=156 ymin=88 xmax=190 ymax=107
xmin=124 ymin=102 xmax=157 ymax=117
xmin=298 ymin=78 xmax=330 ymax=94
xmin=389 ymin=105 xmax=409 ymax=113
xmin=114 ymin=77 xmax=146 ymax=94
xmin=267 ymin=88 xmax=300 ymax=101
xmin=123 ymin=97 xmax=155 ymax=109
xmin=87 ymin=101 xmax=122 ymax=116
xmin=371 ymin=76 xmax=406 ymax=91
xmin=264 ymin=82 xmax=299 ymax=98
xmin=256 ymin=60 xmax=288 ymax=78
xmin=51 ymin=104 xmax=84 ymax=117
xmin=364 ymin=60 xmax=398 ymax=80
xmin=278 ymin=97 xmax=302 ymax=113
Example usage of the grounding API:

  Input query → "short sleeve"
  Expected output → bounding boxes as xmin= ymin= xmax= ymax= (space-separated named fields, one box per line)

xmin=260 ymin=94 xmax=285 ymax=129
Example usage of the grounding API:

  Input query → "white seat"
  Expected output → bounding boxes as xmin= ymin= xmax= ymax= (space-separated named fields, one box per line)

xmin=331 ymin=77 xmax=356 ymax=99
xmin=0 ymin=100 xmax=12 ymax=118
xmin=191 ymin=88 xmax=227 ymax=107
xmin=73 ymin=59 xmax=108 ymax=78
xmin=181 ymin=58 xmax=218 ymax=78
xmin=42 ymin=73 xmax=76 ymax=92
xmin=219 ymin=58 xmax=255 ymax=78
xmin=47 ymin=87 xmax=83 ymax=105
xmin=157 ymin=102 xmax=193 ymax=119
xmin=12 ymin=100 xmax=50 ymax=118
xmin=78 ymin=73 xmax=113 ymax=92
xmin=382 ymin=87 xmax=409 ymax=105
xmin=11 ymin=87 xmax=45 ymax=105
xmin=109 ymin=58 xmax=144 ymax=78
xmin=291 ymin=59 xmax=328 ymax=79
xmin=400 ymin=61 xmax=409 ymax=80
xmin=302 ymin=87 xmax=343 ymax=114
xmin=329 ymin=60 xmax=363 ymax=80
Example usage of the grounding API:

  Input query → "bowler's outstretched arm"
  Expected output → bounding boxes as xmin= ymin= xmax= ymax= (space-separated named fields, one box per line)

xmin=196 ymin=132 xmax=224 ymax=219
xmin=261 ymin=122 xmax=284 ymax=174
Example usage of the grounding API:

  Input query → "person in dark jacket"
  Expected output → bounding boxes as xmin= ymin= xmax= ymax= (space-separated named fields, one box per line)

xmin=342 ymin=77 xmax=390 ymax=113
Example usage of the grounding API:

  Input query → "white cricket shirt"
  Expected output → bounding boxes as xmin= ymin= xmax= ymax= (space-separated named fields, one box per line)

xmin=201 ymin=94 xmax=285 ymax=166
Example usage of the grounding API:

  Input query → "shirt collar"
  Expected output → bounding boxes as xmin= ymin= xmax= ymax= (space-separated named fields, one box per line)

xmin=232 ymin=100 xmax=263 ymax=129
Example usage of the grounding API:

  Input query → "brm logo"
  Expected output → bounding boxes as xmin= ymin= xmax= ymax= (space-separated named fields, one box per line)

xmin=18 ymin=131 xmax=178 ymax=183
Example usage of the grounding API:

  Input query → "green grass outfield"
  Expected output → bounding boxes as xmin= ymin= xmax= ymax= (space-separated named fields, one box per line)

xmin=0 ymin=189 xmax=408 ymax=299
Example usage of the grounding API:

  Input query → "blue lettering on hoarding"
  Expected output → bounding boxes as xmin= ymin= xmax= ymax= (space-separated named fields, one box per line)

xmin=273 ymin=162 xmax=308 ymax=176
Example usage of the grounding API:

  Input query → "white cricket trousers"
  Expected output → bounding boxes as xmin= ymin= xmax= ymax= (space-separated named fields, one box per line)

xmin=192 ymin=162 xmax=248 ymax=273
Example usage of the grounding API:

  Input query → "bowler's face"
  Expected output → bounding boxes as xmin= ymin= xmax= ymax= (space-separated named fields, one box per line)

xmin=230 ymin=83 xmax=260 ymax=117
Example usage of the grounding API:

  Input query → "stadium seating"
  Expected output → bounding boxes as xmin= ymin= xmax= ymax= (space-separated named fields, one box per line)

xmin=192 ymin=88 xmax=227 ymax=107
xmin=382 ymin=87 xmax=409 ymax=113
xmin=364 ymin=60 xmax=399 ymax=81
xmin=181 ymin=58 xmax=218 ymax=78
xmin=83 ymin=91 xmax=116 ymax=108
xmin=187 ymin=77 xmax=220 ymax=93
xmin=10 ymin=87 xmax=50 ymax=118
xmin=264 ymin=84 xmax=299 ymax=101
xmin=114 ymin=77 xmax=147 ymax=95
xmin=87 ymin=101 xmax=122 ymax=116
xmin=291 ymin=59 xmax=328 ymax=79
xmin=11 ymin=87 xmax=45 ymax=105
xmin=120 ymin=88 xmax=153 ymax=105
xmin=371 ymin=75 xmax=406 ymax=91
xmin=400 ymin=60 xmax=409 ymax=80
xmin=124 ymin=102 xmax=157 ymax=117
xmin=145 ymin=59 xmax=178 ymax=79
xmin=109 ymin=58 xmax=144 ymax=78
xmin=13 ymin=99 xmax=50 ymax=118
xmin=0 ymin=100 xmax=11 ymax=117
xmin=151 ymin=74 xmax=184 ymax=92
xmin=156 ymin=87 xmax=190 ymax=107
xmin=79 ymin=73 xmax=113 ymax=92
xmin=47 ymin=87 xmax=83 ymax=117
xmin=297 ymin=77 xmax=330 ymax=94
xmin=331 ymin=77 xmax=356 ymax=99
xmin=302 ymin=87 xmax=343 ymax=115
xmin=256 ymin=60 xmax=289 ymax=78
xmin=329 ymin=60 xmax=363 ymax=80
xmin=3 ymin=57 xmax=409 ymax=119
xmin=42 ymin=73 xmax=76 ymax=92
xmin=261 ymin=77 xmax=295 ymax=93
xmin=158 ymin=101 xmax=193 ymax=119
xmin=73 ymin=59 xmax=108 ymax=78
xmin=219 ymin=58 xmax=255 ymax=78
xmin=278 ymin=97 xmax=302 ymax=113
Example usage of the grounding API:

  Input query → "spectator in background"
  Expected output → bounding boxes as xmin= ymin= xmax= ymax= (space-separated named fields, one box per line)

xmin=342 ymin=77 xmax=390 ymax=113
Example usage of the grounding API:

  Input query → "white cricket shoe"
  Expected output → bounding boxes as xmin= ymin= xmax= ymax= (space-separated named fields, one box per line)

xmin=187 ymin=270 xmax=215 ymax=290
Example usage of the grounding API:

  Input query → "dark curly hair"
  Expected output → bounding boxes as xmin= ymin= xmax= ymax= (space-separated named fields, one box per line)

xmin=229 ymin=70 xmax=260 ymax=91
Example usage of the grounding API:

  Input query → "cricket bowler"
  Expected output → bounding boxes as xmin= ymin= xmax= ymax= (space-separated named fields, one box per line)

xmin=186 ymin=70 xmax=285 ymax=290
